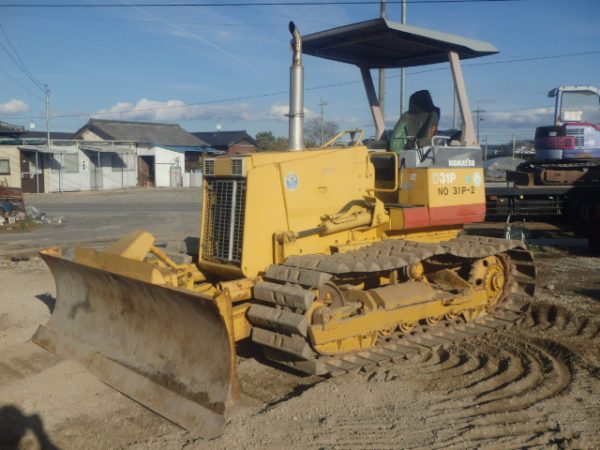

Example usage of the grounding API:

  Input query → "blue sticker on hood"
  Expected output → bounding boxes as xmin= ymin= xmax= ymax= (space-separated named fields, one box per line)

xmin=285 ymin=172 xmax=299 ymax=191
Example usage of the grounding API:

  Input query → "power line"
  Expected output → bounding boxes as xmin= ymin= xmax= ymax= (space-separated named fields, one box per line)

xmin=0 ymin=62 xmax=44 ymax=101
xmin=0 ymin=0 xmax=527 ymax=8
xmin=0 ymin=23 xmax=45 ymax=92
xmin=389 ymin=50 xmax=600 ymax=78
xmin=0 ymin=12 xmax=282 ymax=27
xmin=6 ymin=48 xmax=598 ymax=121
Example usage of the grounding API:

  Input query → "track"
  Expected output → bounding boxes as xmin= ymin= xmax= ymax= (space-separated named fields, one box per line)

xmin=248 ymin=235 xmax=536 ymax=376
xmin=244 ymin=300 xmax=600 ymax=450
xmin=538 ymin=161 xmax=600 ymax=185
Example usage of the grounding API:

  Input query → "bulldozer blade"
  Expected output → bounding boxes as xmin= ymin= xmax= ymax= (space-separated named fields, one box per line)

xmin=33 ymin=250 xmax=237 ymax=439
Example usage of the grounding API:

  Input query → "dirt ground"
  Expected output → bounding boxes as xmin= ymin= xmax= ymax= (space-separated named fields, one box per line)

xmin=1 ymin=188 xmax=201 ymax=258
xmin=0 ymin=247 xmax=598 ymax=449
xmin=0 ymin=190 xmax=598 ymax=449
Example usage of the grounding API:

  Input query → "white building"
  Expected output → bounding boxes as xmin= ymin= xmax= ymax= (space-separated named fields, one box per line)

xmin=16 ymin=140 xmax=139 ymax=193
xmin=73 ymin=119 xmax=220 ymax=189
xmin=1 ymin=119 xmax=221 ymax=193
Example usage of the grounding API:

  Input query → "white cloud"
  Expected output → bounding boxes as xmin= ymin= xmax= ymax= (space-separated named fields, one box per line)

xmin=268 ymin=104 xmax=289 ymax=120
xmin=94 ymin=98 xmax=255 ymax=122
xmin=260 ymin=103 xmax=317 ymax=121
xmin=93 ymin=99 xmax=315 ymax=124
xmin=485 ymin=107 xmax=554 ymax=128
xmin=0 ymin=99 xmax=28 ymax=115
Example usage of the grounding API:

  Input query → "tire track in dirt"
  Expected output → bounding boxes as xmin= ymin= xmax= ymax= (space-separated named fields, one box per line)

xmin=0 ymin=342 xmax=60 ymax=387
xmin=300 ymin=301 xmax=600 ymax=450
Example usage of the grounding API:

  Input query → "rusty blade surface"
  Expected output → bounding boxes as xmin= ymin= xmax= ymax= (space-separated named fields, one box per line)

xmin=34 ymin=251 xmax=235 ymax=439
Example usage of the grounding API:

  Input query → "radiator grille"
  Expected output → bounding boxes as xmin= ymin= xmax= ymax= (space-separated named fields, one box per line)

xmin=566 ymin=127 xmax=585 ymax=147
xmin=202 ymin=178 xmax=246 ymax=265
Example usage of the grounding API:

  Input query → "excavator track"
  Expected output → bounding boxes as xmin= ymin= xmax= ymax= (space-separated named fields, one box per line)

xmin=248 ymin=235 xmax=536 ymax=376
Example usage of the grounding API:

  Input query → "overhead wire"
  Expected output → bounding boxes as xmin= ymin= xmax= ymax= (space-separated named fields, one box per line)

xmin=0 ymin=23 xmax=45 ymax=92
xmin=11 ymin=47 xmax=593 ymax=122
xmin=0 ymin=63 xmax=44 ymax=101
xmin=0 ymin=0 xmax=528 ymax=8
xmin=0 ymin=21 xmax=47 ymax=120
xmin=0 ymin=12 xmax=282 ymax=26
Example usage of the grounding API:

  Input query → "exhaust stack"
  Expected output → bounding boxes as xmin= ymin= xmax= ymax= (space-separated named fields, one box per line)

xmin=288 ymin=22 xmax=304 ymax=151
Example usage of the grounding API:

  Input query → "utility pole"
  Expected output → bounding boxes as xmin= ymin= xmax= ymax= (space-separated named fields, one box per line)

xmin=45 ymin=84 xmax=50 ymax=147
xmin=474 ymin=107 xmax=485 ymax=144
xmin=400 ymin=0 xmax=407 ymax=113
xmin=512 ymin=134 xmax=516 ymax=159
xmin=35 ymin=83 xmax=51 ymax=194
xmin=319 ymin=97 xmax=327 ymax=146
xmin=378 ymin=0 xmax=386 ymax=120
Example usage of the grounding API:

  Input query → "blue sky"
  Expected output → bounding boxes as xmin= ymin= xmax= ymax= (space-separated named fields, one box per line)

xmin=0 ymin=0 xmax=599 ymax=144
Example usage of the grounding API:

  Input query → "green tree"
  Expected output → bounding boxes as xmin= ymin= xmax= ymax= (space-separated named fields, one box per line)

xmin=255 ymin=131 xmax=288 ymax=151
xmin=255 ymin=131 xmax=276 ymax=151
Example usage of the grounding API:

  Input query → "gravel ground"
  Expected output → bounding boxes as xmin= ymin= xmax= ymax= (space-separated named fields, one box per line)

xmin=0 ymin=189 xmax=599 ymax=449
xmin=0 ymin=248 xmax=598 ymax=449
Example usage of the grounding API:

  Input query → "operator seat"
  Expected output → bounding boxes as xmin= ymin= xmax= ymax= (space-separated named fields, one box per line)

xmin=389 ymin=90 xmax=440 ymax=152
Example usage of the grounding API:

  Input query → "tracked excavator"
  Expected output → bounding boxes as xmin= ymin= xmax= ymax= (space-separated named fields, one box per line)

xmin=509 ymin=85 xmax=600 ymax=186
xmin=34 ymin=19 xmax=536 ymax=438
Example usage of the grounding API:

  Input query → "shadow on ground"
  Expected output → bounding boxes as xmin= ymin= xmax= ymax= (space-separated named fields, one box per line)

xmin=0 ymin=404 xmax=59 ymax=450
xmin=35 ymin=294 xmax=55 ymax=313
xmin=575 ymin=288 xmax=600 ymax=301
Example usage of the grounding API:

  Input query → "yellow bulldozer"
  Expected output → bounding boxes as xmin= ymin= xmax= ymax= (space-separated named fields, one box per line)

xmin=34 ymin=19 xmax=536 ymax=438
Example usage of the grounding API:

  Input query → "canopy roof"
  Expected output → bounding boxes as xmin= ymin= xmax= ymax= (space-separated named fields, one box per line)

xmin=80 ymin=144 xmax=134 ymax=154
xmin=302 ymin=18 xmax=498 ymax=69
xmin=19 ymin=145 xmax=78 ymax=154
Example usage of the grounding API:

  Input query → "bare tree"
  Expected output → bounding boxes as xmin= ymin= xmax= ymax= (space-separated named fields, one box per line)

xmin=304 ymin=117 xmax=339 ymax=147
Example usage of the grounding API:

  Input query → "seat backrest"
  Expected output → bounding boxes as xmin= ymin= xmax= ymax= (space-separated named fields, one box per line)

xmin=389 ymin=90 xmax=440 ymax=152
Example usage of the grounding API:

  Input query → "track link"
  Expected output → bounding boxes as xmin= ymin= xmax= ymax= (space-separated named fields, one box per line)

xmin=249 ymin=235 xmax=536 ymax=376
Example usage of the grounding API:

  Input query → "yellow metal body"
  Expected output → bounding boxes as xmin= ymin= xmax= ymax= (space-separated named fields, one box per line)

xmin=199 ymin=145 xmax=485 ymax=278
xmin=201 ymin=146 xmax=377 ymax=278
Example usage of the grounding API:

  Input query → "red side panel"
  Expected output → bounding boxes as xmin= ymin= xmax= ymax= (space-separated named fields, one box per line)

xmin=403 ymin=207 xmax=430 ymax=229
xmin=428 ymin=203 xmax=486 ymax=226
xmin=535 ymin=135 xmax=576 ymax=150
xmin=400 ymin=203 xmax=485 ymax=230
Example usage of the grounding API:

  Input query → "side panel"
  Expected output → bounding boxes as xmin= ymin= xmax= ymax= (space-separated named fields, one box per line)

xmin=278 ymin=148 xmax=372 ymax=232
xmin=242 ymin=164 xmax=289 ymax=276
xmin=243 ymin=147 xmax=374 ymax=277
xmin=398 ymin=167 xmax=485 ymax=226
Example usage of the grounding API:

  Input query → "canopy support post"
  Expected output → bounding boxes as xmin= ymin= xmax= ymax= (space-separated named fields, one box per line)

xmin=448 ymin=51 xmax=476 ymax=146
xmin=360 ymin=66 xmax=386 ymax=140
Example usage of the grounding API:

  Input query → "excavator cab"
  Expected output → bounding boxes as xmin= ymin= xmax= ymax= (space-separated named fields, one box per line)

xmin=535 ymin=86 xmax=600 ymax=161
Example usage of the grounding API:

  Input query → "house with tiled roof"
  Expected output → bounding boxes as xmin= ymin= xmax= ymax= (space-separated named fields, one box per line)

xmin=73 ymin=119 xmax=221 ymax=188
xmin=0 ymin=121 xmax=75 ymax=192
xmin=191 ymin=130 xmax=256 ymax=155
xmin=0 ymin=121 xmax=26 ymax=189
